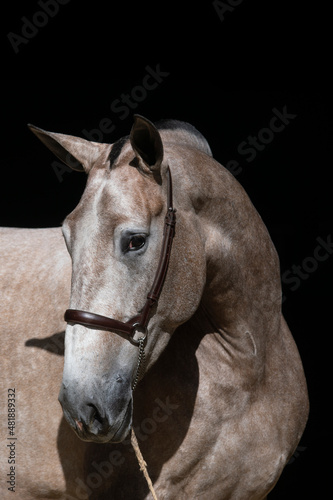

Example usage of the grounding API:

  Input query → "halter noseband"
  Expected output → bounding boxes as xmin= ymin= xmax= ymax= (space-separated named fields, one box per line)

xmin=64 ymin=167 xmax=176 ymax=347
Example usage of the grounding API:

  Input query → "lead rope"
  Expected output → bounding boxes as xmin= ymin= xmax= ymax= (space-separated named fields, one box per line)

xmin=131 ymin=429 xmax=158 ymax=500
xmin=131 ymin=336 xmax=159 ymax=500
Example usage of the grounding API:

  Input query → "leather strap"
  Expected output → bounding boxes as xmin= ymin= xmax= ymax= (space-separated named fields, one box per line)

xmin=64 ymin=167 xmax=176 ymax=347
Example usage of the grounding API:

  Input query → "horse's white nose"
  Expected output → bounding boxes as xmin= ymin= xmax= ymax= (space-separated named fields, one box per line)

xmin=58 ymin=374 xmax=133 ymax=443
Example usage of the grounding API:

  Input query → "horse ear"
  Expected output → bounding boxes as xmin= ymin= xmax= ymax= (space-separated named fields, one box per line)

xmin=130 ymin=115 xmax=164 ymax=174
xmin=28 ymin=124 xmax=109 ymax=173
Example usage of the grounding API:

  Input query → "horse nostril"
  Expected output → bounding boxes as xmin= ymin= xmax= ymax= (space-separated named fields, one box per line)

xmin=86 ymin=403 xmax=106 ymax=433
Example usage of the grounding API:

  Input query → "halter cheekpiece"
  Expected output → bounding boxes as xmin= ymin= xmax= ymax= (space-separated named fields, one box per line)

xmin=64 ymin=167 xmax=176 ymax=348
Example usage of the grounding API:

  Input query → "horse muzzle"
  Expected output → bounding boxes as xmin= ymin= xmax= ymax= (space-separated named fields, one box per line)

xmin=58 ymin=378 xmax=133 ymax=443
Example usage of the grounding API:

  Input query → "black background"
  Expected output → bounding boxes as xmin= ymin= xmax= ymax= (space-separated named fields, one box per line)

xmin=2 ymin=1 xmax=332 ymax=498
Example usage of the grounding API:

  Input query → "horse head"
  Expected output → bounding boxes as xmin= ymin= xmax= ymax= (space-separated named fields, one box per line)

xmin=28 ymin=114 xmax=309 ymax=497
xmin=29 ymin=116 xmax=208 ymax=443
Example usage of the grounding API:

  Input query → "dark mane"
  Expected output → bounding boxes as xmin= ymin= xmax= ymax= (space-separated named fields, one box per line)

xmin=155 ymin=119 xmax=212 ymax=156
xmin=108 ymin=119 xmax=212 ymax=168
xmin=155 ymin=119 xmax=202 ymax=137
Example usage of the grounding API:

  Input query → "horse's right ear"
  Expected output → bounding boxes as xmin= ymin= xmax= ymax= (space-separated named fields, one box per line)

xmin=130 ymin=115 xmax=164 ymax=175
xmin=28 ymin=124 xmax=109 ymax=173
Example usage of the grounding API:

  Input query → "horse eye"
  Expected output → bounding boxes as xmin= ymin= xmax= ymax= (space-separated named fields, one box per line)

xmin=128 ymin=235 xmax=146 ymax=252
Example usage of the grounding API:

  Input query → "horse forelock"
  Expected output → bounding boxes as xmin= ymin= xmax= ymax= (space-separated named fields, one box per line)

xmin=108 ymin=135 xmax=130 ymax=169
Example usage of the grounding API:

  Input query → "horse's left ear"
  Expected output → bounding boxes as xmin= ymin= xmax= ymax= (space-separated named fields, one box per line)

xmin=28 ymin=124 xmax=110 ymax=173
xmin=130 ymin=115 xmax=164 ymax=175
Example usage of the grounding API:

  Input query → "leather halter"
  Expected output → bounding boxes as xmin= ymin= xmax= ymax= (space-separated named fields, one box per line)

xmin=64 ymin=167 xmax=176 ymax=347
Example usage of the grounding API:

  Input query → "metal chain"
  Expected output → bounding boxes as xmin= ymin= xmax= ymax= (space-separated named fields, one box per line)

xmin=131 ymin=333 xmax=159 ymax=497
xmin=131 ymin=335 xmax=159 ymax=499
xmin=132 ymin=336 xmax=146 ymax=391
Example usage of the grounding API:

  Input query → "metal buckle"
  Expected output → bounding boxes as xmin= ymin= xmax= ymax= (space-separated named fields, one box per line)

xmin=131 ymin=323 xmax=148 ymax=347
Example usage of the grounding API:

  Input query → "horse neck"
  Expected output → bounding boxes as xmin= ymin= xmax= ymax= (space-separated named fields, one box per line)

xmin=174 ymin=150 xmax=282 ymax=364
